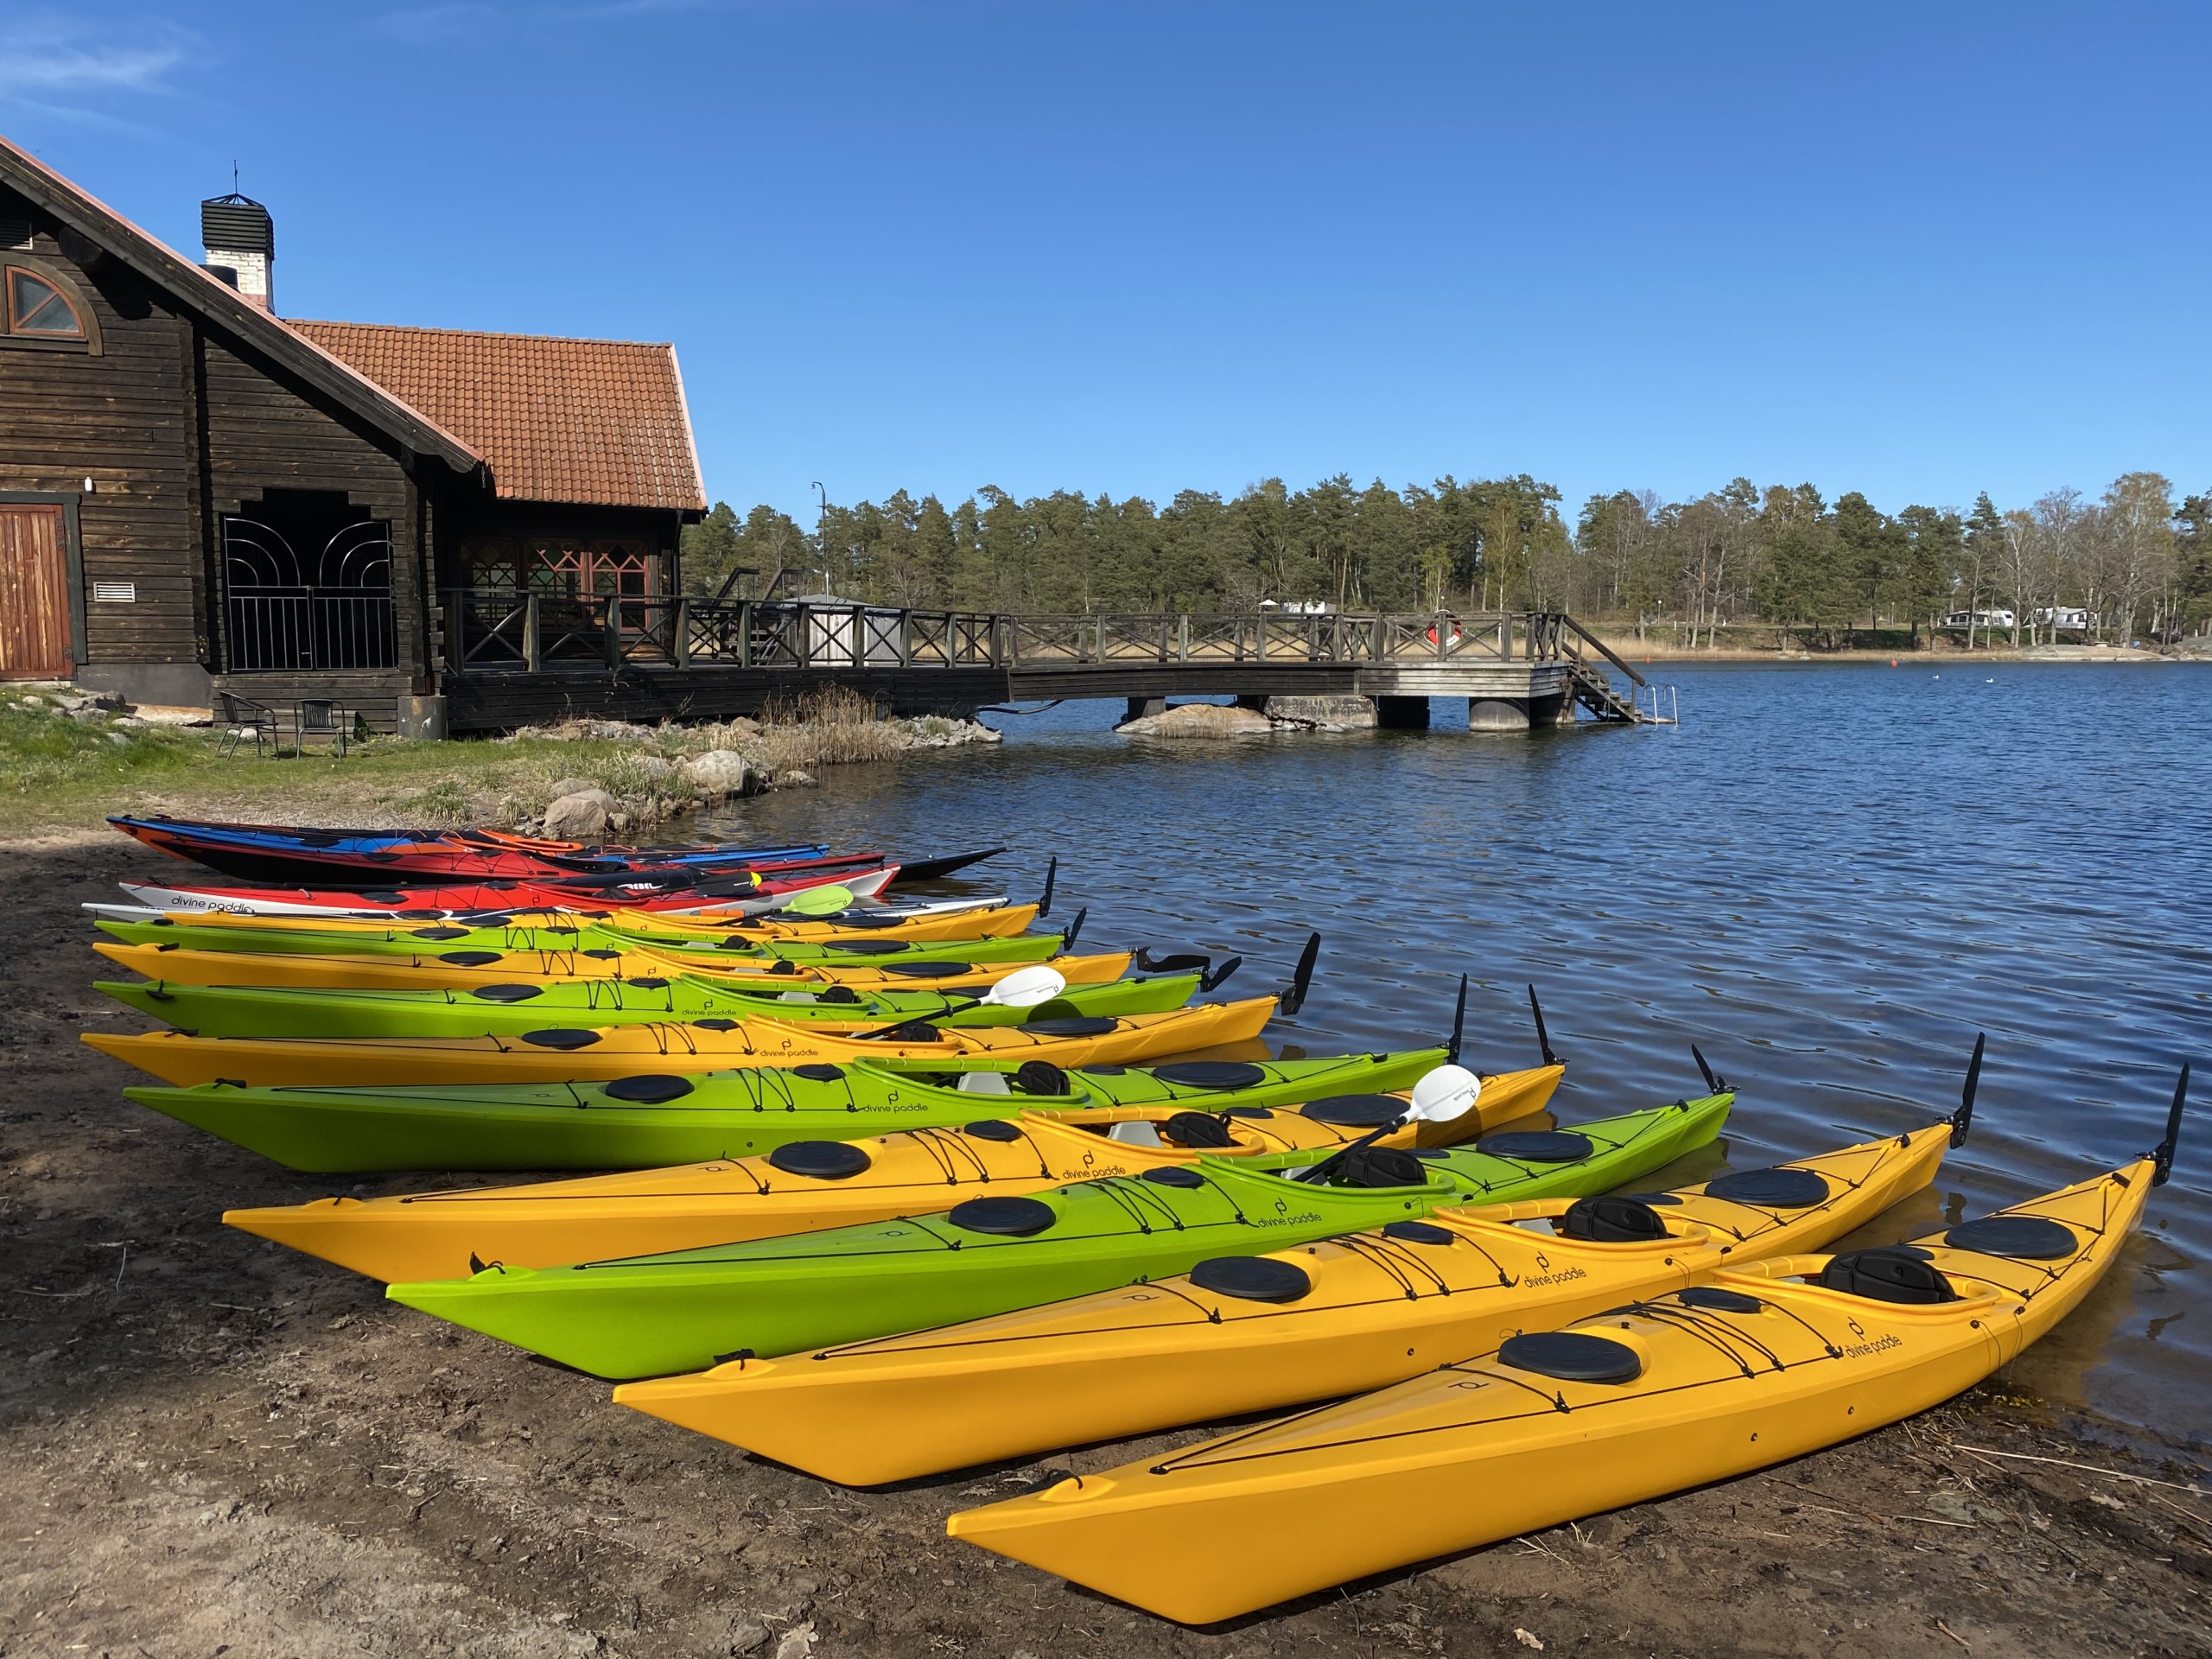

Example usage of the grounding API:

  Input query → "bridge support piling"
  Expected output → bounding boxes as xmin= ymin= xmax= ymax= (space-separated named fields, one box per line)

xmin=1376 ymin=696 xmax=1431 ymax=730
xmin=1467 ymin=696 xmax=1532 ymax=733
xmin=1125 ymin=696 xmax=1166 ymax=723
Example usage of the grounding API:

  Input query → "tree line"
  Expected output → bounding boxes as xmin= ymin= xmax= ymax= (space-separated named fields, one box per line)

xmin=680 ymin=472 xmax=2212 ymax=647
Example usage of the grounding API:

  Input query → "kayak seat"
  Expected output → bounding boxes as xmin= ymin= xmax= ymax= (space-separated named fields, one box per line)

xmin=1943 ymin=1215 xmax=2078 ymax=1259
xmin=1014 ymin=1061 xmax=1071 ymax=1096
xmin=1332 ymin=1147 xmax=1428 ymax=1189
xmin=963 ymin=1120 xmax=1024 ymax=1142
xmin=439 ymin=950 xmax=505 ymax=967
xmin=793 ymin=1064 xmax=844 ymax=1081
xmin=1678 ymin=1286 xmax=1763 ymax=1313
xmin=1153 ymin=1061 xmax=1268 ymax=1090
xmin=1300 ymin=1093 xmax=1408 ymax=1128
xmin=1141 ymin=1167 xmax=1206 ymax=1188
xmin=1191 ymin=1255 xmax=1313 ymax=1303
xmin=520 ymin=1028 xmax=602 ymax=1049
xmin=766 ymin=1141 xmax=873 ymax=1180
xmin=1477 ymin=1131 xmax=1595 ymax=1164
xmin=820 ymin=986 xmax=861 ymax=1004
xmin=1381 ymin=1220 xmax=1458 ymax=1247
xmin=1819 ymin=1248 xmax=1957 ymax=1305
xmin=470 ymin=983 xmax=544 ymax=1002
xmin=1498 ymin=1331 xmax=1643 ymax=1385
xmin=1560 ymin=1196 xmax=1669 ymax=1243
xmin=1705 ymin=1167 xmax=1831 ymax=1209
xmin=1161 ymin=1111 xmax=1236 ymax=1149
xmin=1022 ymin=1016 xmax=1120 ymax=1038
xmin=947 ymin=1196 xmax=1058 ymax=1237
xmin=601 ymin=1074 xmax=694 ymax=1103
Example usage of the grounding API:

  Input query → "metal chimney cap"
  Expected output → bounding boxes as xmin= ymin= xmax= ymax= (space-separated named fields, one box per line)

xmin=200 ymin=192 xmax=272 ymax=257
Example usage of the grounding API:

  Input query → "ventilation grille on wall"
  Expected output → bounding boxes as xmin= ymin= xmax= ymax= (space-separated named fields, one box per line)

xmin=92 ymin=582 xmax=137 ymax=603
xmin=0 ymin=217 xmax=33 ymax=251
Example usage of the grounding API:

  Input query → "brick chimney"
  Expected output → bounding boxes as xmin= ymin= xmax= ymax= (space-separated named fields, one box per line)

xmin=200 ymin=191 xmax=274 ymax=313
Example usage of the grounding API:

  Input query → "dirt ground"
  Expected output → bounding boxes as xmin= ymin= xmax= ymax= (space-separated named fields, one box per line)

xmin=4 ymin=839 xmax=2209 ymax=1659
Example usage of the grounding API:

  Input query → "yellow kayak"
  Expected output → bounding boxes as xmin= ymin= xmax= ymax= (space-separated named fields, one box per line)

xmin=92 ymin=939 xmax=1131 ymax=993
xmin=222 ymin=1061 xmax=1561 ymax=1282
xmin=83 ymin=996 xmax=1280 ymax=1088
xmin=616 ymin=1108 xmax=1957 ymax=1483
xmin=944 ymin=1068 xmax=2186 ymax=1624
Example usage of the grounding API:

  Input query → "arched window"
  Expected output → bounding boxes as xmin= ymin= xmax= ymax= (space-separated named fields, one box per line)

xmin=5 ymin=266 xmax=86 ymax=338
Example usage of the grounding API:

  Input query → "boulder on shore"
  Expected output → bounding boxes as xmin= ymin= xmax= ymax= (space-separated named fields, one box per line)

xmin=683 ymin=749 xmax=758 ymax=798
xmin=547 ymin=777 xmax=598 ymax=801
xmin=1115 ymin=702 xmax=1274 ymax=739
xmin=542 ymin=788 xmax=618 ymax=839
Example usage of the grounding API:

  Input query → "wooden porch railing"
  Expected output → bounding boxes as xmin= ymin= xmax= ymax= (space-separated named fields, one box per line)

xmin=440 ymin=594 xmax=1632 ymax=683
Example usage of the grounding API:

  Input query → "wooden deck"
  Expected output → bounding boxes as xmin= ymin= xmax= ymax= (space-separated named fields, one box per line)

xmin=435 ymin=593 xmax=1653 ymax=734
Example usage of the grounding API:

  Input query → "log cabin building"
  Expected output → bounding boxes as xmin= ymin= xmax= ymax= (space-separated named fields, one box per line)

xmin=0 ymin=133 xmax=704 ymax=728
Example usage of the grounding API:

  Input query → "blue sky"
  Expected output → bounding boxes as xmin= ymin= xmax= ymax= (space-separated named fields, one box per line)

xmin=3 ymin=2 xmax=2204 ymax=524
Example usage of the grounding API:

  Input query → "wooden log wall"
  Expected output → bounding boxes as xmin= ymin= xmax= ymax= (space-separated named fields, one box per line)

xmin=0 ymin=195 xmax=200 ymax=668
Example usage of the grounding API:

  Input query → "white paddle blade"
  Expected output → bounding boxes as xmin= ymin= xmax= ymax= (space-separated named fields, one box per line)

xmin=1408 ymin=1064 xmax=1482 ymax=1122
xmin=981 ymin=965 xmax=1068 ymax=1008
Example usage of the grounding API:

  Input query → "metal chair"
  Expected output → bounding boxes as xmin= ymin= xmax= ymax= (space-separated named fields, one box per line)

xmin=290 ymin=699 xmax=350 ymax=759
xmin=213 ymin=690 xmax=279 ymax=758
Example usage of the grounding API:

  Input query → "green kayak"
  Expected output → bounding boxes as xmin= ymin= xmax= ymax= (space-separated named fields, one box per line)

xmin=120 ymin=1048 xmax=1451 ymax=1173
xmin=94 ymin=967 xmax=1203 ymax=1041
xmin=95 ymin=914 xmax=1072 ymax=965
xmin=385 ymin=1090 xmax=1732 ymax=1378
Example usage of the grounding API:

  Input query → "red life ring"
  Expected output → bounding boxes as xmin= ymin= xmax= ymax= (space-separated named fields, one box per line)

xmin=1427 ymin=621 xmax=1463 ymax=647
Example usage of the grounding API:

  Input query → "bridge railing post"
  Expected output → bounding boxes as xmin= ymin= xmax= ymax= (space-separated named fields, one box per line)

xmin=1178 ymin=613 xmax=1189 ymax=663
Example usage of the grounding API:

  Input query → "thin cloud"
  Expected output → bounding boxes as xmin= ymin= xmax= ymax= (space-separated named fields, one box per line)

xmin=368 ymin=5 xmax=501 ymax=45
xmin=0 ymin=18 xmax=194 ymax=103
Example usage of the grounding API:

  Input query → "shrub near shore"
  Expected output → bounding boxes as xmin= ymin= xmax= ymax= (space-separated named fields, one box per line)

xmin=0 ymin=683 xmax=998 ymax=842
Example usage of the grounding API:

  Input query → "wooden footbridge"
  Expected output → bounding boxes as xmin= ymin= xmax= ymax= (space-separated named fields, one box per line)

xmin=435 ymin=591 xmax=1663 ymax=734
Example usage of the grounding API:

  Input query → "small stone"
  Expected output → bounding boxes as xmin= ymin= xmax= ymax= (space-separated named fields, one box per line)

xmin=105 ymin=729 xmax=132 ymax=745
xmin=772 ymin=1623 xmax=816 ymax=1659
xmin=1515 ymin=1631 xmax=1544 ymax=1651
xmin=778 ymin=769 xmax=817 ymax=788
xmin=727 ymin=1621 xmax=770 ymax=1656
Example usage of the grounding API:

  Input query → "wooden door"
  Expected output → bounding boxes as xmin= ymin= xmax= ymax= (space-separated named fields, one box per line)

xmin=0 ymin=505 xmax=72 ymax=678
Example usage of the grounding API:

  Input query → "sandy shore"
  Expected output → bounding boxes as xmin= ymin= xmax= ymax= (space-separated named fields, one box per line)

xmin=4 ymin=839 xmax=2208 ymax=1657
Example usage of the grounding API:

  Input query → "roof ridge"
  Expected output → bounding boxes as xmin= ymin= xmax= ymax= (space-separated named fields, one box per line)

xmin=290 ymin=319 xmax=677 ymax=351
xmin=0 ymin=131 xmax=483 ymax=474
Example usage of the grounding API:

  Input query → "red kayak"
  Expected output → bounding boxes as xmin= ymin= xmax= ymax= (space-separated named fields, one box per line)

xmin=110 ymin=816 xmax=867 ymax=888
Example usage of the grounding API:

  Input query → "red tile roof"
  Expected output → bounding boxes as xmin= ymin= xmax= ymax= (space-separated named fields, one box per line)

xmin=288 ymin=321 xmax=705 ymax=512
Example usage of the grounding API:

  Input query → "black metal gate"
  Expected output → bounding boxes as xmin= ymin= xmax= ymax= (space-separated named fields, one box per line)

xmin=223 ymin=508 xmax=397 ymax=672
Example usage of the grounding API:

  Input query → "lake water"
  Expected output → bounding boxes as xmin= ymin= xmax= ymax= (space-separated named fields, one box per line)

xmin=697 ymin=661 xmax=2211 ymax=1449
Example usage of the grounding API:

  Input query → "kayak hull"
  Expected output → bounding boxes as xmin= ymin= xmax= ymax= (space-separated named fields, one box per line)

xmin=94 ymin=962 xmax=1180 ymax=1039
xmin=385 ymin=1093 xmax=1726 ymax=1379
xmin=85 ymin=997 xmax=1280 ymax=1088
xmin=120 ymin=1035 xmax=1427 ymax=1173
xmin=221 ymin=1062 xmax=1559 ymax=1274
xmin=615 ymin=1118 xmax=1948 ymax=1484
xmin=945 ymin=1162 xmax=2148 ymax=1624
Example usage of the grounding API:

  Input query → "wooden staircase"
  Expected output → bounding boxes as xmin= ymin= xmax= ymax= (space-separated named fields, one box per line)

xmin=1529 ymin=613 xmax=1656 ymax=723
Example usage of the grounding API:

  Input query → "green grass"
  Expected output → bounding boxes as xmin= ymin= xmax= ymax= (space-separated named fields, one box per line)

xmin=0 ymin=689 xmax=690 ymax=841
